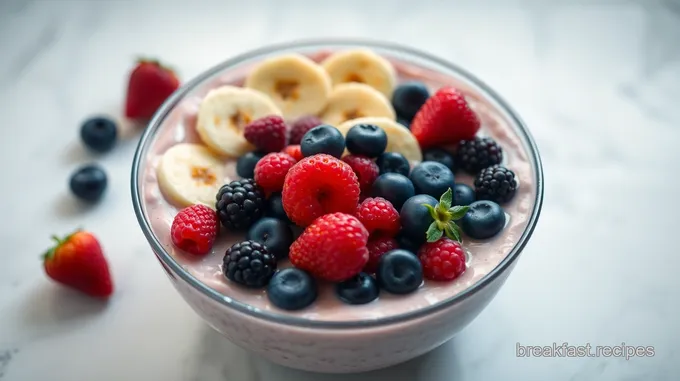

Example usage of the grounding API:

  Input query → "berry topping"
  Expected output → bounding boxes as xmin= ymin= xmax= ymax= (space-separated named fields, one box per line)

xmin=300 ymin=124 xmax=345 ymax=159
xmin=421 ymin=188 xmax=470 ymax=243
xmin=336 ymin=272 xmax=380 ymax=305
xmin=254 ymin=152 xmax=297 ymax=193
xmin=460 ymin=200 xmax=506 ymax=239
xmin=289 ymin=115 xmax=323 ymax=145
xmin=453 ymin=183 xmax=476 ymax=206
xmin=282 ymin=154 xmax=360 ymax=226
xmin=246 ymin=217 xmax=294 ymax=259
xmin=371 ymin=173 xmax=415 ymax=210
xmin=125 ymin=58 xmax=180 ymax=120
xmin=376 ymin=152 xmax=410 ymax=176
xmin=411 ymin=87 xmax=480 ymax=149
xmin=399 ymin=194 xmax=438 ymax=243
xmin=365 ymin=237 xmax=398 ymax=274
xmin=80 ymin=116 xmax=117 ymax=153
xmin=376 ymin=249 xmax=423 ymax=295
xmin=170 ymin=204 xmax=220 ymax=256
xmin=397 ymin=116 xmax=411 ymax=129
xmin=215 ymin=178 xmax=265 ymax=230
xmin=282 ymin=144 xmax=304 ymax=162
xmin=456 ymin=137 xmax=503 ymax=174
xmin=345 ymin=124 xmax=388 ymax=158
xmin=342 ymin=155 xmax=380 ymax=194
xmin=355 ymin=197 xmax=401 ymax=238
xmin=267 ymin=268 xmax=317 ymax=310
xmin=409 ymin=161 xmax=456 ymax=199
xmin=244 ymin=115 xmax=288 ymax=153
xmin=236 ymin=151 xmax=265 ymax=178
xmin=423 ymin=148 xmax=455 ymax=172
xmin=223 ymin=240 xmax=276 ymax=288
xmin=418 ymin=238 xmax=466 ymax=281
xmin=265 ymin=192 xmax=290 ymax=222
xmin=474 ymin=165 xmax=518 ymax=203
xmin=289 ymin=213 xmax=369 ymax=282
xmin=396 ymin=231 xmax=422 ymax=253
xmin=391 ymin=81 xmax=430 ymax=121
xmin=69 ymin=164 xmax=108 ymax=202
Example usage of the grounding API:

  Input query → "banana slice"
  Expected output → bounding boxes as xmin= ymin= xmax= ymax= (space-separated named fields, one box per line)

xmin=196 ymin=86 xmax=281 ymax=157
xmin=320 ymin=83 xmax=396 ymax=127
xmin=337 ymin=117 xmax=422 ymax=162
xmin=244 ymin=54 xmax=332 ymax=119
xmin=321 ymin=49 xmax=397 ymax=98
xmin=157 ymin=143 xmax=227 ymax=208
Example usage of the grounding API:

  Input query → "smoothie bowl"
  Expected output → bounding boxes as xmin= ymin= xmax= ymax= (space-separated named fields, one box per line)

xmin=131 ymin=39 xmax=543 ymax=373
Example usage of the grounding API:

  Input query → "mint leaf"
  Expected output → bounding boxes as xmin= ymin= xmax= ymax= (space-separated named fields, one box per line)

xmin=445 ymin=221 xmax=462 ymax=242
xmin=448 ymin=205 xmax=470 ymax=220
xmin=426 ymin=222 xmax=443 ymax=242
xmin=422 ymin=203 xmax=438 ymax=221
xmin=439 ymin=188 xmax=453 ymax=210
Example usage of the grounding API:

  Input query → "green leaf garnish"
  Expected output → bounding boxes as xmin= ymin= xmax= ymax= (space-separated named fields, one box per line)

xmin=445 ymin=221 xmax=462 ymax=242
xmin=448 ymin=205 xmax=470 ymax=220
xmin=423 ymin=203 xmax=438 ymax=221
xmin=421 ymin=188 xmax=470 ymax=243
xmin=438 ymin=188 xmax=453 ymax=211
xmin=426 ymin=222 xmax=444 ymax=242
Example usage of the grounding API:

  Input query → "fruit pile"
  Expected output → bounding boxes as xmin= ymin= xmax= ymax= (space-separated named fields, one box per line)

xmin=161 ymin=49 xmax=520 ymax=311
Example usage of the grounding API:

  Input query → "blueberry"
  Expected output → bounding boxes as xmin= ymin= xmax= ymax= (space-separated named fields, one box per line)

xmin=335 ymin=272 xmax=379 ymax=305
xmin=345 ymin=124 xmax=387 ymax=158
xmin=409 ymin=161 xmax=455 ymax=199
xmin=80 ymin=116 xmax=117 ymax=153
xmin=396 ymin=231 xmax=423 ymax=253
xmin=391 ymin=82 xmax=430 ymax=121
xmin=453 ymin=183 xmax=475 ymax=206
xmin=423 ymin=148 xmax=455 ymax=171
xmin=376 ymin=152 xmax=410 ymax=176
xmin=246 ymin=217 xmax=294 ymax=259
xmin=460 ymin=200 xmax=506 ymax=239
xmin=266 ymin=192 xmax=290 ymax=222
xmin=397 ymin=117 xmax=411 ymax=129
xmin=267 ymin=268 xmax=317 ymax=310
xmin=371 ymin=173 xmax=415 ymax=210
xmin=376 ymin=250 xmax=423 ymax=294
xmin=236 ymin=151 xmax=265 ymax=178
xmin=399 ymin=194 xmax=437 ymax=242
xmin=300 ymin=124 xmax=345 ymax=159
xmin=69 ymin=164 xmax=107 ymax=202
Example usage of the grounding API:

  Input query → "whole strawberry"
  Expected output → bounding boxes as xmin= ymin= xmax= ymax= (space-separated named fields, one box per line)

xmin=125 ymin=59 xmax=180 ymax=120
xmin=43 ymin=230 xmax=113 ymax=298
xmin=410 ymin=87 xmax=480 ymax=149
xmin=244 ymin=115 xmax=288 ymax=153
xmin=289 ymin=213 xmax=369 ymax=282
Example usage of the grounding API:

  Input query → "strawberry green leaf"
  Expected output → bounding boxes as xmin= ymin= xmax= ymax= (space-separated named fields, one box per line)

xmin=422 ymin=204 xmax=438 ymax=222
xmin=448 ymin=205 xmax=470 ymax=220
xmin=438 ymin=188 xmax=453 ymax=211
xmin=445 ymin=221 xmax=463 ymax=242
xmin=426 ymin=222 xmax=443 ymax=242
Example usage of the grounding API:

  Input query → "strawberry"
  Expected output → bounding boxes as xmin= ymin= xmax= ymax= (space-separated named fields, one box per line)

xmin=410 ymin=86 xmax=480 ymax=149
xmin=124 ymin=58 xmax=180 ymax=120
xmin=43 ymin=230 xmax=113 ymax=298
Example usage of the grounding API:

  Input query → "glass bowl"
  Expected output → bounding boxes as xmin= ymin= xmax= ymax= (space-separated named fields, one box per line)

xmin=131 ymin=39 xmax=544 ymax=373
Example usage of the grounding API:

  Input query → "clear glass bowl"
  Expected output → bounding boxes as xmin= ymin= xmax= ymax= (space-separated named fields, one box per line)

xmin=131 ymin=39 xmax=544 ymax=373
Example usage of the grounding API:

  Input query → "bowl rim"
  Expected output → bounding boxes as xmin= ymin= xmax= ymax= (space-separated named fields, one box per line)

xmin=131 ymin=38 xmax=544 ymax=329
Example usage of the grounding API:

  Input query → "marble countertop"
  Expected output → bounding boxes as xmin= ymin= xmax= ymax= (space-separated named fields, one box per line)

xmin=1 ymin=0 xmax=679 ymax=380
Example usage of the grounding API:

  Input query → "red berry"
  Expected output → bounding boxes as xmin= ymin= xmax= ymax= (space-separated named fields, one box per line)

xmin=244 ymin=115 xmax=288 ymax=152
xmin=289 ymin=213 xmax=369 ymax=281
xmin=282 ymin=154 xmax=360 ymax=226
xmin=355 ymin=197 xmax=401 ymax=238
xmin=171 ymin=205 xmax=220 ymax=256
xmin=364 ymin=237 xmax=398 ymax=274
xmin=342 ymin=155 xmax=379 ymax=194
xmin=411 ymin=87 xmax=480 ymax=149
xmin=282 ymin=144 xmax=304 ymax=162
xmin=418 ymin=238 xmax=466 ymax=281
xmin=289 ymin=115 xmax=322 ymax=144
xmin=254 ymin=152 xmax=297 ymax=193
xmin=125 ymin=59 xmax=180 ymax=120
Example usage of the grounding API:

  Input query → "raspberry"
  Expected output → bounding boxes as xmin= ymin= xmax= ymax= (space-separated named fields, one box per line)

xmin=355 ymin=197 xmax=401 ymax=238
xmin=282 ymin=145 xmax=304 ymax=162
xmin=364 ymin=237 xmax=398 ymax=274
xmin=170 ymin=204 xmax=220 ymax=255
xmin=244 ymin=115 xmax=288 ymax=153
xmin=223 ymin=240 xmax=276 ymax=288
xmin=215 ymin=179 xmax=265 ymax=230
xmin=289 ymin=213 xmax=368 ymax=281
xmin=418 ymin=238 xmax=466 ymax=281
xmin=254 ymin=152 xmax=297 ymax=193
xmin=282 ymin=154 xmax=360 ymax=226
xmin=456 ymin=137 xmax=503 ymax=174
xmin=474 ymin=164 xmax=518 ymax=203
xmin=342 ymin=155 xmax=379 ymax=194
xmin=289 ymin=115 xmax=322 ymax=145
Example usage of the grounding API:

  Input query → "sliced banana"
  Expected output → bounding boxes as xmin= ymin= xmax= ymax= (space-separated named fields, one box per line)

xmin=337 ymin=117 xmax=422 ymax=162
xmin=321 ymin=49 xmax=397 ymax=98
xmin=196 ymin=86 xmax=282 ymax=157
xmin=157 ymin=143 xmax=227 ymax=208
xmin=319 ymin=83 xmax=396 ymax=127
xmin=244 ymin=54 xmax=332 ymax=119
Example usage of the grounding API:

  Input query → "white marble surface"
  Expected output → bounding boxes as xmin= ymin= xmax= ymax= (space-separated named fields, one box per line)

xmin=1 ymin=0 xmax=680 ymax=379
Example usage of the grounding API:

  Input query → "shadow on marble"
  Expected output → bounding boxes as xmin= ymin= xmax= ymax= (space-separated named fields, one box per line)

xmin=52 ymin=191 xmax=99 ymax=218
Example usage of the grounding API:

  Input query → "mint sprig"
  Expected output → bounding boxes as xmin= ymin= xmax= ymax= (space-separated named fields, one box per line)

xmin=422 ymin=188 xmax=470 ymax=243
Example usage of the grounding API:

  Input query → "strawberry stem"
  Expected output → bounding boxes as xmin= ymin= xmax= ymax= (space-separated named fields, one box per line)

xmin=42 ymin=229 xmax=81 ymax=261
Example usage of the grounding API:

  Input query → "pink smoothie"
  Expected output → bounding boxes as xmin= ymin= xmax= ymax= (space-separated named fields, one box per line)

xmin=140 ymin=52 xmax=536 ymax=323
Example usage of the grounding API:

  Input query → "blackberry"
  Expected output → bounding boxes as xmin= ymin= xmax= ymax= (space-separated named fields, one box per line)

xmin=215 ymin=178 xmax=265 ymax=230
xmin=223 ymin=240 xmax=276 ymax=288
xmin=456 ymin=137 xmax=503 ymax=174
xmin=474 ymin=165 xmax=518 ymax=203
